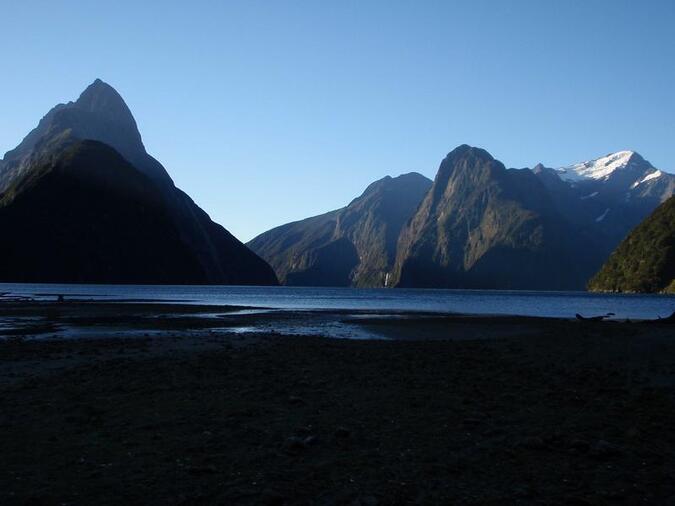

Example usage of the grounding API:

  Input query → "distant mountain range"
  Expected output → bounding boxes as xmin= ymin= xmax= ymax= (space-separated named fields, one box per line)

xmin=251 ymin=145 xmax=674 ymax=290
xmin=248 ymin=173 xmax=432 ymax=286
xmin=0 ymin=80 xmax=278 ymax=284
xmin=533 ymin=150 xmax=674 ymax=248
xmin=589 ymin=196 xmax=675 ymax=293
xmin=2 ymin=80 xmax=672 ymax=290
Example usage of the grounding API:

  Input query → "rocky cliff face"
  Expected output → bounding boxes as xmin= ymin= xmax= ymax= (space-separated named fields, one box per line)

xmin=248 ymin=173 xmax=432 ymax=286
xmin=392 ymin=145 xmax=598 ymax=289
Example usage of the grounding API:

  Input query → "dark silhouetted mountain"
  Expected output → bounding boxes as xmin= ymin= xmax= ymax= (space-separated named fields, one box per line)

xmin=0 ymin=80 xmax=277 ymax=285
xmin=248 ymin=173 xmax=432 ymax=286
xmin=392 ymin=145 xmax=601 ymax=289
xmin=588 ymin=196 xmax=675 ymax=293
xmin=0 ymin=141 xmax=206 ymax=283
xmin=0 ymin=79 xmax=165 ymax=188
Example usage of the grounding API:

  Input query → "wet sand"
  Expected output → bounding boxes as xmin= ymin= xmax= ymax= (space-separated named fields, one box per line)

xmin=1 ymin=299 xmax=675 ymax=505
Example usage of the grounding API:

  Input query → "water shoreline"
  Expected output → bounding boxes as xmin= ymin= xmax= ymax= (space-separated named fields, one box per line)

xmin=2 ymin=283 xmax=673 ymax=320
xmin=2 ymin=298 xmax=671 ymax=342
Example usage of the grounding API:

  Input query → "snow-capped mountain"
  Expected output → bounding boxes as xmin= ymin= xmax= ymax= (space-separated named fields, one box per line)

xmin=533 ymin=150 xmax=674 ymax=250
xmin=555 ymin=151 xmax=646 ymax=182
xmin=553 ymin=150 xmax=673 ymax=199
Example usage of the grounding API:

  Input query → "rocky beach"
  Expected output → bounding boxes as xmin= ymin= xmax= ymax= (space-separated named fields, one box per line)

xmin=1 ymin=299 xmax=675 ymax=505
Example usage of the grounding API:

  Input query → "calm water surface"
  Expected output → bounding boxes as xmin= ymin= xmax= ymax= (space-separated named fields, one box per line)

xmin=1 ymin=284 xmax=673 ymax=320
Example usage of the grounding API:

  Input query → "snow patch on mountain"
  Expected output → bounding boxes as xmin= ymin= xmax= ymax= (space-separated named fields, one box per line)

xmin=631 ymin=170 xmax=662 ymax=188
xmin=595 ymin=208 xmax=610 ymax=222
xmin=556 ymin=151 xmax=635 ymax=182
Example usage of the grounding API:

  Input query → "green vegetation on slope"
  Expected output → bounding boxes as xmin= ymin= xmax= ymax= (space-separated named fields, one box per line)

xmin=588 ymin=196 xmax=675 ymax=293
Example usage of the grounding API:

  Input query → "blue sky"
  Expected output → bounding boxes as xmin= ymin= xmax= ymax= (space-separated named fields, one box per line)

xmin=2 ymin=0 xmax=674 ymax=241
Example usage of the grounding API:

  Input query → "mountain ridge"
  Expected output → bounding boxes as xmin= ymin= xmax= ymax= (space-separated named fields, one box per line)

xmin=3 ymin=80 xmax=673 ymax=289
xmin=248 ymin=172 xmax=432 ymax=287
xmin=391 ymin=145 xmax=598 ymax=289
xmin=250 ymin=145 xmax=674 ymax=289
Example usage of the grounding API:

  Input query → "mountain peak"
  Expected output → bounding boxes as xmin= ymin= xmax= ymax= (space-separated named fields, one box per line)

xmin=393 ymin=171 xmax=431 ymax=183
xmin=440 ymin=145 xmax=499 ymax=173
xmin=435 ymin=145 xmax=500 ymax=181
xmin=555 ymin=150 xmax=648 ymax=182
xmin=352 ymin=172 xmax=431 ymax=203
xmin=74 ymin=79 xmax=135 ymax=121
xmin=79 ymin=78 xmax=119 ymax=97
xmin=445 ymin=144 xmax=494 ymax=160
xmin=0 ymin=79 xmax=166 ymax=188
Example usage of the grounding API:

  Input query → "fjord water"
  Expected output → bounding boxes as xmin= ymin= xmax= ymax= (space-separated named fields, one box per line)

xmin=1 ymin=284 xmax=673 ymax=320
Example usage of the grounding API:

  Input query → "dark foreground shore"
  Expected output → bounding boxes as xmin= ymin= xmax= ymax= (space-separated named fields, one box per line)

xmin=1 ymin=300 xmax=675 ymax=505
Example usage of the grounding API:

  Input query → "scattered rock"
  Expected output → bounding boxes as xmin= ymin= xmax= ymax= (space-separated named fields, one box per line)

xmin=303 ymin=435 xmax=319 ymax=446
xmin=590 ymin=440 xmax=622 ymax=459
xmin=515 ymin=436 xmax=546 ymax=450
xmin=511 ymin=484 xmax=533 ymax=498
xmin=282 ymin=436 xmax=307 ymax=455
xmin=334 ymin=427 xmax=351 ymax=439
xmin=569 ymin=439 xmax=590 ymax=452
xmin=625 ymin=427 xmax=639 ymax=439
xmin=565 ymin=495 xmax=593 ymax=505
xmin=186 ymin=465 xmax=218 ymax=475
xmin=349 ymin=495 xmax=379 ymax=506
xmin=294 ymin=426 xmax=313 ymax=436
xmin=288 ymin=395 xmax=305 ymax=406
xmin=260 ymin=489 xmax=287 ymax=505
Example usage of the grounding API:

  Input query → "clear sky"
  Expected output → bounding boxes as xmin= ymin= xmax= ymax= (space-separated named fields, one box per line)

xmin=2 ymin=0 xmax=674 ymax=241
